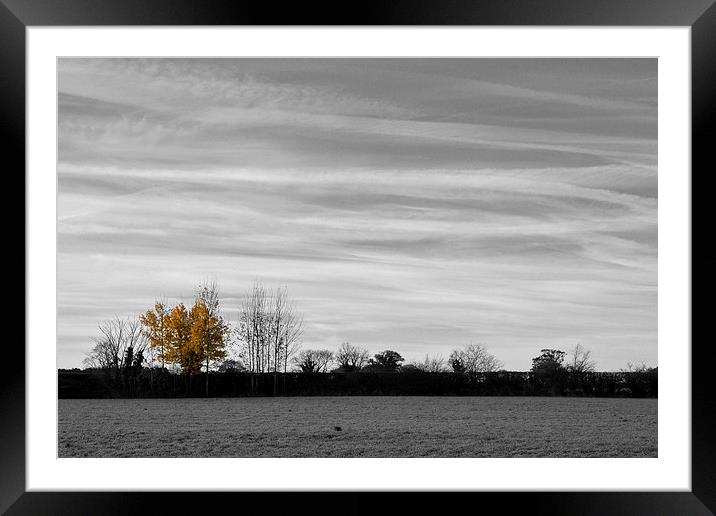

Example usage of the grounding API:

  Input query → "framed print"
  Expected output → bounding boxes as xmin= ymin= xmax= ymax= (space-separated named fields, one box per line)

xmin=7 ymin=0 xmax=715 ymax=514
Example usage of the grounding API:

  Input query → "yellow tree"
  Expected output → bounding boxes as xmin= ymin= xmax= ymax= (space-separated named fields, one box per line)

xmin=140 ymin=302 xmax=169 ymax=369
xmin=164 ymin=303 xmax=200 ymax=375
xmin=191 ymin=282 xmax=229 ymax=396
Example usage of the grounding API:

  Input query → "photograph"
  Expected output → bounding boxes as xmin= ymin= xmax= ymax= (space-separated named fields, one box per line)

xmin=56 ymin=57 xmax=658 ymax=459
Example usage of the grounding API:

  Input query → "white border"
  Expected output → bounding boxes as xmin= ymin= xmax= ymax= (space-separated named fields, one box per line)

xmin=27 ymin=27 xmax=691 ymax=491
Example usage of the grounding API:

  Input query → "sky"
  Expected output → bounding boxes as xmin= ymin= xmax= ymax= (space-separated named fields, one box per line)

xmin=57 ymin=58 xmax=657 ymax=371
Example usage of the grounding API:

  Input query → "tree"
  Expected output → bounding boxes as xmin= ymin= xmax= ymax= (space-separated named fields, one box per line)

xmin=619 ymin=362 xmax=658 ymax=397
xmin=399 ymin=363 xmax=422 ymax=373
xmin=449 ymin=354 xmax=466 ymax=373
xmin=217 ymin=359 xmax=245 ymax=372
xmin=335 ymin=342 xmax=370 ymax=372
xmin=271 ymin=286 xmax=304 ymax=390
xmin=163 ymin=303 xmax=197 ymax=375
xmin=294 ymin=349 xmax=334 ymax=373
xmin=531 ymin=349 xmax=566 ymax=375
xmin=237 ymin=281 xmax=304 ymax=393
xmin=140 ymin=301 xmax=169 ymax=369
xmin=367 ymin=350 xmax=404 ymax=372
xmin=620 ymin=361 xmax=656 ymax=374
xmin=131 ymin=348 xmax=144 ymax=369
xmin=84 ymin=316 xmax=147 ymax=382
xmin=139 ymin=285 xmax=230 ymax=396
xmin=449 ymin=344 xmax=503 ymax=374
xmin=410 ymin=354 xmax=447 ymax=373
xmin=237 ymin=280 xmax=268 ymax=378
xmin=567 ymin=344 xmax=596 ymax=374
xmin=191 ymin=281 xmax=230 ymax=397
xmin=530 ymin=348 xmax=567 ymax=394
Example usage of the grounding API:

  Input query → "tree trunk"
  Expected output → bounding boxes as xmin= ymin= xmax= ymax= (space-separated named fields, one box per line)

xmin=205 ymin=356 xmax=210 ymax=397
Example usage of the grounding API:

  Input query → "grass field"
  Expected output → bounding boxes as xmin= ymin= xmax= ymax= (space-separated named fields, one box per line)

xmin=58 ymin=396 xmax=657 ymax=458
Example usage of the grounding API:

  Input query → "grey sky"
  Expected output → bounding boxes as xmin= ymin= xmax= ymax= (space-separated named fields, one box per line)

xmin=57 ymin=58 xmax=657 ymax=371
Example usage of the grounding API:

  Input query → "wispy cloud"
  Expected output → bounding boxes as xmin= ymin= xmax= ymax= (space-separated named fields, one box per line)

xmin=57 ymin=58 xmax=657 ymax=370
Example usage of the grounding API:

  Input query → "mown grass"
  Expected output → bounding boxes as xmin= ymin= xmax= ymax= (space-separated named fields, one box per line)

xmin=58 ymin=396 xmax=657 ymax=458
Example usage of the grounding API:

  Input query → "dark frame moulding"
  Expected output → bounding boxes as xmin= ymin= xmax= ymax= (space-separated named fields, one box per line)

xmin=4 ymin=1 xmax=714 ymax=514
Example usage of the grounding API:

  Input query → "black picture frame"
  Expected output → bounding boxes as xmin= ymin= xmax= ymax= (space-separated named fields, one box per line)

xmin=6 ymin=1 xmax=714 ymax=514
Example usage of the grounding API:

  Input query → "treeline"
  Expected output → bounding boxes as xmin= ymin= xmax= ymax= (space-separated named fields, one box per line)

xmin=84 ymin=281 xmax=302 ymax=397
xmin=73 ymin=279 xmax=657 ymax=399
xmin=58 ymin=368 xmax=657 ymax=398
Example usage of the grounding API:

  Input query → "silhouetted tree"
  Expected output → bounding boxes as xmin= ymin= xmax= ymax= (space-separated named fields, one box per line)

xmin=217 ymin=359 xmax=245 ymax=373
xmin=294 ymin=349 xmax=334 ymax=373
xmin=531 ymin=349 xmax=566 ymax=375
xmin=132 ymin=349 xmax=144 ymax=369
xmin=407 ymin=354 xmax=447 ymax=373
xmin=449 ymin=344 xmax=503 ymax=374
xmin=366 ymin=350 xmax=404 ymax=372
xmin=531 ymin=348 xmax=567 ymax=394
xmin=563 ymin=345 xmax=596 ymax=394
xmin=449 ymin=355 xmax=466 ymax=373
xmin=618 ymin=362 xmax=658 ymax=397
xmin=335 ymin=342 xmax=370 ymax=372
xmin=399 ymin=363 xmax=422 ymax=373
xmin=123 ymin=346 xmax=134 ymax=372
xmin=567 ymin=344 xmax=596 ymax=374
xmin=84 ymin=316 xmax=147 ymax=383
xmin=620 ymin=362 xmax=653 ymax=373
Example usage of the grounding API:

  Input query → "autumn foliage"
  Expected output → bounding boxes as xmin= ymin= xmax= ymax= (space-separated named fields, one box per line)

xmin=140 ymin=303 xmax=169 ymax=366
xmin=140 ymin=285 xmax=229 ymax=376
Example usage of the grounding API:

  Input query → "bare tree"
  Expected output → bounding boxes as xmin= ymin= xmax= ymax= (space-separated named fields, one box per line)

xmin=194 ymin=280 xmax=230 ymax=397
xmin=411 ymin=354 xmax=448 ymax=373
xmin=449 ymin=344 xmax=503 ymax=374
xmin=237 ymin=280 xmax=304 ymax=393
xmin=274 ymin=286 xmax=304 ymax=373
xmin=269 ymin=286 xmax=303 ymax=392
xmin=237 ymin=280 xmax=268 ymax=378
xmin=84 ymin=316 xmax=147 ymax=380
xmin=294 ymin=349 xmax=334 ymax=373
xmin=314 ymin=349 xmax=334 ymax=372
xmin=567 ymin=344 xmax=596 ymax=374
xmin=196 ymin=281 xmax=220 ymax=316
xmin=620 ymin=362 xmax=653 ymax=373
xmin=335 ymin=342 xmax=370 ymax=372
